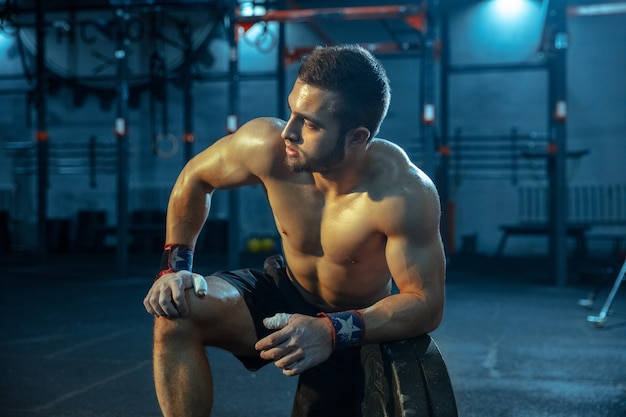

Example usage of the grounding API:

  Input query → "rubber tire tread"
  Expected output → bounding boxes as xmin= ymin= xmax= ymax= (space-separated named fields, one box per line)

xmin=361 ymin=334 xmax=458 ymax=417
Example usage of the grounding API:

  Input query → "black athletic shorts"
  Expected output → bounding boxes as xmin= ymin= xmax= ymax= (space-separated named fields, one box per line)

xmin=212 ymin=255 xmax=364 ymax=417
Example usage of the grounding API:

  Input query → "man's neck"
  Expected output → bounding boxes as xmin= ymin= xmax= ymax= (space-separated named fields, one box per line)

xmin=311 ymin=159 xmax=367 ymax=198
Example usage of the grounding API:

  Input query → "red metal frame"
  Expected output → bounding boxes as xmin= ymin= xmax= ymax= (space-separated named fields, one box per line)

xmin=236 ymin=4 xmax=424 ymax=25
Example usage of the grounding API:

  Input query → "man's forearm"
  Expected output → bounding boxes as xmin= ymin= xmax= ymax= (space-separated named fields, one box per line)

xmin=358 ymin=292 xmax=443 ymax=344
xmin=165 ymin=180 xmax=212 ymax=247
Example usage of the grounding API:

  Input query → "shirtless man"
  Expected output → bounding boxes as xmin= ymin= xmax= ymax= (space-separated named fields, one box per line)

xmin=143 ymin=44 xmax=445 ymax=417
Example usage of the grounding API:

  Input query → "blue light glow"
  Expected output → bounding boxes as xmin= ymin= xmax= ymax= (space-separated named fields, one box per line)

xmin=493 ymin=0 xmax=528 ymax=19
xmin=0 ymin=31 xmax=13 ymax=56
xmin=453 ymin=0 xmax=544 ymax=63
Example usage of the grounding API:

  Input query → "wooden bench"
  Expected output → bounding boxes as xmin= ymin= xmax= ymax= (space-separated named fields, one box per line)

xmin=585 ymin=232 xmax=626 ymax=258
xmin=494 ymin=222 xmax=591 ymax=257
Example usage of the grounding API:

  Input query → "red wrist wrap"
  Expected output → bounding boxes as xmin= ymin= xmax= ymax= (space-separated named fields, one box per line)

xmin=156 ymin=244 xmax=194 ymax=280
xmin=317 ymin=310 xmax=365 ymax=350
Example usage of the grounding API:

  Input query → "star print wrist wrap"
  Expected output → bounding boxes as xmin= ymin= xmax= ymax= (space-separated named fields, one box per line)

xmin=318 ymin=310 xmax=365 ymax=350
xmin=156 ymin=244 xmax=194 ymax=280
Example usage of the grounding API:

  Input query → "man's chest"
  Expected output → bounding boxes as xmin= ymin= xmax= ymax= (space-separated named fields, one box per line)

xmin=267 ymin=186 xmax=384 ymax=261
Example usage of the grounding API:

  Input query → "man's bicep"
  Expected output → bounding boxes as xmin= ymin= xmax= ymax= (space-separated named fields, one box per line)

xmin=385 ymin=231 xmax=445 ymax=298
xmin=384 ymin=181 xmax=444 ymax=293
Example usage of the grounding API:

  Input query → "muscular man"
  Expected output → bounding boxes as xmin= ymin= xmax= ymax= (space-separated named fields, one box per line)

xmin=143 ymin=44 xmax=445 ymax=417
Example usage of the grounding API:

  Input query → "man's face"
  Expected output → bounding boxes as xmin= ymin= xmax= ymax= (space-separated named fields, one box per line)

xmin=282 ymin=79 xmax=347 ymax=174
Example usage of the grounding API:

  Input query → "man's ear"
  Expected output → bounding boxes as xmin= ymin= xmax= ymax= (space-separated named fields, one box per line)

xmin=348 ymin=127 xmax=370 ymax=146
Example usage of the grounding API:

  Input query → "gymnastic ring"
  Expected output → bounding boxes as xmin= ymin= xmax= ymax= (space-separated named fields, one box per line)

xmin=155 ymin=133 xmax=179 ymax=159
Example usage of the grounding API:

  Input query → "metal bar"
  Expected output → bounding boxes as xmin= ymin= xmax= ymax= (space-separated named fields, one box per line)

xmin=450 ymin=173 xmax=514 ymax=180
xmin=5 ymin=1 xmax=226 ymax=14
xmin=115 ymin=7 xmax=130 ymax=277
xmin=547 ymin=0 xmax=569 ymax=287
xmin=227 ymin=8 xmax=241 ymax=270
xmin=511 ymin=127 xmax=519 ymax=185
xmin=195 ymin=71 xmax=280 ymax=81
xmin=182 ymin=22 xmax=194 ymax=164
xmin=448 ymin=61 xmax=547 ymax=74
xmin=453 ymin=163 xmax=535 ymax=170
xmin=286 ymin=0 xmax=335 ymax=45
xmin=452 ymin=154 xmax=525 ymax=161
xmin=89 ymin=135 xmax=97 ymax=188
xmin=452 ymin=128 xmax=462 ymax=187
xmin=453 ymin=144 xmax=520 ymax=151
xmin=276 ymin=0 xmax=287 ymax=120
xmin=28 ymin=71 xmax=280 ymax=83
xmin=587 ymin=260 xmax=626 ymax=328
xmin=284 ymin=43 xmax=423 ymax=65
xmin=420 ymin=0 xmax=436 ymax=179
xmin=569 ymin=2 xmax=626 ymax=17
xmin=438 ymin=11 xmax=453 ymax=253
xmin=450 ymin=134 xmax=548 ymax=141
xmin=236 ymin=4 xmax=423 ymax=24
xmin=35 ymin=0 xmax=48 ymax=257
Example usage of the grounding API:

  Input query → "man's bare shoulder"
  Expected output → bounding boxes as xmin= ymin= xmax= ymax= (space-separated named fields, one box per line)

xmin=227 ymin=117 xmax=288 ymax=176
xmin=366 ymin=139 xmax=440 ymax=233
xmin=367 ymin=139 xmax=437 ymax=198
xmin=186 ymin=117 xmax=287 ymax=190
xmin=235 ymin=117 xmax=285 ymax=145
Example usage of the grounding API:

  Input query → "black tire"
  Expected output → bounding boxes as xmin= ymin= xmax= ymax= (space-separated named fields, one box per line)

xmin=361 ymin=334 xmax=458 ymax=417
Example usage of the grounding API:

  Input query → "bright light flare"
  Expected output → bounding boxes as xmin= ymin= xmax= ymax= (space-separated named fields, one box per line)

xmin=493 ymin=0 xmax=527 ymax=19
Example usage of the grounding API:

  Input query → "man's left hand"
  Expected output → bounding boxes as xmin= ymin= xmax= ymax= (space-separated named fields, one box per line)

xmin=255 ymin=313 xmax=333 ymax=376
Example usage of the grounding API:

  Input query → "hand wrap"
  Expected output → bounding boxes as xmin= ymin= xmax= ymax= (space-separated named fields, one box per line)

xmin=156 ymin=244 xmax=194 ymax=279
xmin=317 ymin=310 xmax=365 ymax=350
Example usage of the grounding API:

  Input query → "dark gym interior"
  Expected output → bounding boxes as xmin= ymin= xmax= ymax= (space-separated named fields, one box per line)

xmin=0 ymin=0 xmax=625 ymax=416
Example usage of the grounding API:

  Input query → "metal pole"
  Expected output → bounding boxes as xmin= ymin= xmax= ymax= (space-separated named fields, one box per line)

xmin=276 ymin=0 xmax=287 ymax=120
xmin=235 ymin=4 xmax=423 ymax=23
xmin=547 ymin=0 xmax=569 ymax=286
xmin=115 ymin=8 xmax=130 ymax=276
xmin=421 ymin=0 xmax=437 ymax=179
xmin=35 ymin=0 xmax=48 ymax=256
xmin=182 ymin=21 xmax=195 ymax=163
xmin=438 ymin=11 xmax=452 ymax=254
xmin=226 ymin=8 xmax=240 ymax=269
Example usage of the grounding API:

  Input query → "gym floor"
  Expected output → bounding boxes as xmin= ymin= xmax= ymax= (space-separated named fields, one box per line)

xmin=1 ymin=252 xmax=624 ymax=417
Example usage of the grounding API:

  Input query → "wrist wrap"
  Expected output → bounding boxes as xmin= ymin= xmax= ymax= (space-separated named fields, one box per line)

xmin=317 ymin=310 xmax=365 ymax=350
xmin=156 ymin=244 xmax=194 ymax=279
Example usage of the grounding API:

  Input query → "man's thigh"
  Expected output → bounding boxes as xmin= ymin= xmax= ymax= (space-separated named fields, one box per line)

xmin=185 ymin=275 xmax=259 ymax=357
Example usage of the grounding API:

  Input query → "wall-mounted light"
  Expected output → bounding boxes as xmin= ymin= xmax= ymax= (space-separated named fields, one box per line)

xmin=493 ymin=0 xmax=529 ymax=19
xmin=460 ymin=0 xmax=543 ymax=61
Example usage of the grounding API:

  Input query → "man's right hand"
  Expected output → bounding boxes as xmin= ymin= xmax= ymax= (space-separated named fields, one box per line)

xmin=143 ymin=271 xmax=208 ymax=319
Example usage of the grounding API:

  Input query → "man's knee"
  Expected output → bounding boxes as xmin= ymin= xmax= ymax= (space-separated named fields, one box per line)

xmin=153 ymin=288 xmax=216 ymax=345
xmin=153 ymin=276 xmax=254 ymax=349
xmin=153 ymin=311 xmax=199 ymax=347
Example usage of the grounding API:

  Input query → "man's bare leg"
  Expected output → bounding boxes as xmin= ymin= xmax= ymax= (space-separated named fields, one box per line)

xmin=153 ymin=317 xmax=215 ymax=416
xmin=152 ymin=277 xmax=259 ymax=417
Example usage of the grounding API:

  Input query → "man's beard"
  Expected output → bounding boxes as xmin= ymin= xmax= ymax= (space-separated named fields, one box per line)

xmin=286 ymin=135 xmax=346 ymax=174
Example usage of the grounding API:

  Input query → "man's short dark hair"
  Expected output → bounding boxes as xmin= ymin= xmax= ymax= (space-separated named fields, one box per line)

xmin=297 ymin=44 xmax=391 ymax=139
